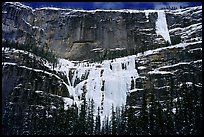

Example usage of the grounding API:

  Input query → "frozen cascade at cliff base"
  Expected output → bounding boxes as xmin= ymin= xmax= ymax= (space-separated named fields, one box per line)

xmin=156 ymin=10 xmax=171 ymax=44
xmin=54 ymin=56 xmax=139 ymax=120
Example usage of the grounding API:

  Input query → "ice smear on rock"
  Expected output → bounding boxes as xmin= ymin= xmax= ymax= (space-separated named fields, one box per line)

xmin=156 ymin=10 xmax=171 ymax=44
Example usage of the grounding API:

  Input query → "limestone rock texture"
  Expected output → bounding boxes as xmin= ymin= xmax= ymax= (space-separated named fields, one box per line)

xmin=3 ymin=2 xmax=201 ymax=60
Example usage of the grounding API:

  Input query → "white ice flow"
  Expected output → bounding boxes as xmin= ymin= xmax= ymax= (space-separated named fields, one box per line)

xmin=156 ymin=10 xmax=171 ymax=44
xmin=54 ymin=56 xmax=139 ymax=121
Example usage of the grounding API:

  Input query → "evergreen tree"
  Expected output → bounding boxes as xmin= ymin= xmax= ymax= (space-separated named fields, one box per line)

xmin=119 ymin=105 xmax=128 ymax=135
xmin=130 ymin=77 xmax=134 ymax=90
xmin=22 ymin=106 xmax=32 ymax=135
xmin=87 ymin=99 xmax=94 ymax=135
xmin=63 ymin=107 xmax=71 ymax=135
xmin=155 ymin=101 xmax=165 ymax=135
xmin=111 ymin=105 xmax=117 ymax=135
xmin=71 ymin=103 xmax=79 ymax=135
xmin=105 ymin=116 xmax=111 ymax=135
xmin=126 ymin=106 xmax=136 ymax=135
xmin=138 ymin=90 xmax=148 ymax=135
xmin=2 ymin=99 xmax=15 ymax=135
xmin=94 ymin=107 xmax=101 ymax=135
xmin=181 ymin=82 xmax=195 ymax=134
xmin=101 ymin=118 xmax=105 ymax=135
xmin=78 ymin=83 xmax=88 ymax=135
xmin=192 ymin=75 xmax=202 ymax=134
xmin=55 ymin=107 xmax=66 ymax=134
xmin=148 ymin=92 xmax=157 ymax=135
xmin=180 ymin=83 xmax=189 ymax=134
xmin=115 ymin=106 xmax=122 ymax=135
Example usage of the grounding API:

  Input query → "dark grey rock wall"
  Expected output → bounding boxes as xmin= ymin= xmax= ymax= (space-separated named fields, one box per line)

xmin=2 ymin=2 xmax=201 ymax=60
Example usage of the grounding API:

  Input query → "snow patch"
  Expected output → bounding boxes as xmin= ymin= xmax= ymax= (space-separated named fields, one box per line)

xmin=148 ymin=69 xmax=173 ymax=75
xmin=5 ymin=2 xmax=34 ymax=12
xmin=35 ymin=90 xmax=43 ymax=94
xmin=158 ymin=62 xmax=191 ymax=69
xmin=54 ymin=58 xmax=75 ymax=72
xmin=2 ymin=62 xmax=17 ymax=66
xmin=138 ymin=66 xmax=147 ymax=70
xmin=129 ymin=88 xmax=144 ymax=93
xmin=172 ymin=108 xmax=176 ymax=114
xmin=63 ymin=97 xmax=74 ymax=110
xmin=136 ymin=41 xmax=202 ymax=58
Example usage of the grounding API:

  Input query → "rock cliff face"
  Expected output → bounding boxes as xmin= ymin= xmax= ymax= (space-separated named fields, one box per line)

xmin=2 ymin=47 xmax=71 ymax=115
xmin=2 ymin=2 xmax=201 ymax=60
xmin=2 ymin=2 xmax=202 ymax=135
